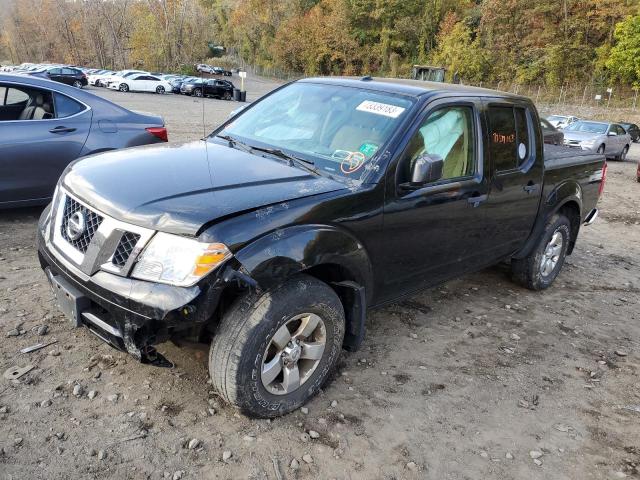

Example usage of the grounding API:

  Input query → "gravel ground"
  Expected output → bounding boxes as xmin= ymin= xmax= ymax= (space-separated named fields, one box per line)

xmin=1 ymin=78 xmax=640 ymax=480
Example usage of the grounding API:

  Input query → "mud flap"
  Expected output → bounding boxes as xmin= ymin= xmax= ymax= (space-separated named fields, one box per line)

xmin=332 ymin=280 xmax=366 ymax=352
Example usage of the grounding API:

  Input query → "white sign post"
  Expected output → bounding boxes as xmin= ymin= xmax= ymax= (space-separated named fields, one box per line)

xmin=239 ymin=71 xmax=246 ymax=92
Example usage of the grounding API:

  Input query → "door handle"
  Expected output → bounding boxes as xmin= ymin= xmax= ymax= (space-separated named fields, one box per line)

xmin=49 ymin=126 xmax=76 ymax=134
xmin=467 ymin=194 xmax=488 ymax=207
xmin=523 ymin=182 xmax=539 ymax=194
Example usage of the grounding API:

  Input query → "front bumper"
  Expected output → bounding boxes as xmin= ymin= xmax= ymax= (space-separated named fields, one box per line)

xmin=37 ymin=206 xmax=226 ymax=365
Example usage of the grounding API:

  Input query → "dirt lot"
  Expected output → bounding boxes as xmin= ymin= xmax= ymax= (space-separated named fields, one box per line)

xmin=1 ymin=79 xmax=640 ymax=480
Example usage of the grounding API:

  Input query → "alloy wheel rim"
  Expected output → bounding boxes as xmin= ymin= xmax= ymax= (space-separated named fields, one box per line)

xmin=540 ymin=230 xmax=563 ymax=277
xmin=261 ymin=313 xmax=327 ymax=395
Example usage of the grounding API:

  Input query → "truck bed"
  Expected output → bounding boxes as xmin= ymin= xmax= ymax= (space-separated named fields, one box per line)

xmin=543 ymin=144 xmax=604 ymax=170
xmin=542 ymin=144 xmax=605 ymax=222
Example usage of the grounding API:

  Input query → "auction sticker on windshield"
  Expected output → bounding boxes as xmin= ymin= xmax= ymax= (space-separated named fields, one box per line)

xmin=356 ymin=100 xmax=406 ymax=118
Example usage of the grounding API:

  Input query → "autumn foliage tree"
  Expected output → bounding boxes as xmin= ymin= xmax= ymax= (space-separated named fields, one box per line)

xmin=1 ymin=0 xmax=639 ymax=87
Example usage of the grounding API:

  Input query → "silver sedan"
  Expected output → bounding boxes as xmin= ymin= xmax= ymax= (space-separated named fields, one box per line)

xmin=562 ymin=120 xmax=631 ymax=161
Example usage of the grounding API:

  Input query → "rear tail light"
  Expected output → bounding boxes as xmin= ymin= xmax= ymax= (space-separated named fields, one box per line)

xmin=146 ymin=127 xmax=168 ymax=142
xmin=598 ymin=161 xmax=607 ymax=197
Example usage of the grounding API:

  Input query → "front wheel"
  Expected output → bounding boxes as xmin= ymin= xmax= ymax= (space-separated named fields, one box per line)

xmin=223 ymin=91 xmax=232 ymax=101
xmin=597 ymin=144 xmax=605 ymax=155
xmin=617 ymin=145 xmax=629 ymax=161
xmin=119 ymin=83 xmax=129 ymax=92
xmin=511 ymin=213 xmax=571 ymax=291
xmin=193 ymin=88 xmax=202 ymax=97
xmin=73 ymin=80 xmax=82 ymax=88
xmin=156 ymin=85 xmax=165 ymax=94
xmin=209 ymin=275 xmax=345 ymax=418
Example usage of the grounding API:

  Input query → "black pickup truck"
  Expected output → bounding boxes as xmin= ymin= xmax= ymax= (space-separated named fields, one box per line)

xmin=37 ymin=78 xmax=606 ymax=417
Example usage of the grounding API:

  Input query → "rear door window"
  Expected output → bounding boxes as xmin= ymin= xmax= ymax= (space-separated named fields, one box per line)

xmin=54 ymin=93 xmax=85 ymax=118
xmin=5 ymin=88 xmax=29 ymax=105
xmin=488 ymin=105 xmax=531 ymax=172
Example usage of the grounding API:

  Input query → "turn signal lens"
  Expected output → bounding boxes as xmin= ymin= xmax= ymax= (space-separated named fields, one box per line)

xmin=193 ymin=244 xmax=233 ymax=277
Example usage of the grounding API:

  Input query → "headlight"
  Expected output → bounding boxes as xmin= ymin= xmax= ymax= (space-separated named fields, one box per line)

xmin=131 ymin=232 xmax=231 ymax=287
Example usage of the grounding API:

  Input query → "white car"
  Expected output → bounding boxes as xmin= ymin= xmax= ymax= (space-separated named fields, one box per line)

xmin=88 ymin=70 xmax=115 ymax=86
xmin=108 ymin=73 xmax=172 ymax=94
xmin=547 ymin=115 xmax=579 ymax=129
xmin=101 ymin=70 xmax=148 ymax=88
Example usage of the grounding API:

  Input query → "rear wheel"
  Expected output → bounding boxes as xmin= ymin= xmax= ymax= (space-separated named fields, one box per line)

xmin=209 ymin=275 xmax=345 ymax=418
xmin=156 ymin=85 xmax=165 ymax=94
xmin=119 ymin=83 xmax=129 ymax=92
xmin=193 ymin=88 xmax=202 ymax=97
xmin=511 ymin=213 xmax=571 ymax=291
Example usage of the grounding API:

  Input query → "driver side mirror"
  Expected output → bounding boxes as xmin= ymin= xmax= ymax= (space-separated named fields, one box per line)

xmin=411 ymin=153 xmax=444 ymax=185
xmin=401 ymin=154 xmax=444 ymax=190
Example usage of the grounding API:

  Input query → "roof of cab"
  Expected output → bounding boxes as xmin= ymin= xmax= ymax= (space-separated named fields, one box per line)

xmin=300 ymin=76 xmax=527 ymax=100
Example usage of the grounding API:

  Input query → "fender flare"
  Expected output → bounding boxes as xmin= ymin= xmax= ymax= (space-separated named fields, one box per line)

xmin=513 ymin=180 xmax=583 ymax=259
xmin=233 ymin=224 xmax=374 ymax=298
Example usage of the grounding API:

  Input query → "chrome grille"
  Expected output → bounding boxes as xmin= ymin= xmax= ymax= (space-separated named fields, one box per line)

xmin=60 ymin=196 xmax=103 ymax=253
xmin=112 ymin=232 xmax=140 ymax=267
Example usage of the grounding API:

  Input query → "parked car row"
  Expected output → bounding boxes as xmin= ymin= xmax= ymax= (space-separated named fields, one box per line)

xmin=543 ymin=113 xmax=637 ymax=162
xmin=4 ymin=63 xmax=238 ymax=100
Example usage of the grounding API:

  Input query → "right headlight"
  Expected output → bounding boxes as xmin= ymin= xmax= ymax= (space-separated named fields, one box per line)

xmin=131 ymin=232 xmax=232 ymax=287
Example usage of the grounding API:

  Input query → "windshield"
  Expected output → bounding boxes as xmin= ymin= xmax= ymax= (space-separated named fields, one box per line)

xmin=213 ymin=82 xmax=414 ymax=182
xmin=547 ymin=115 xmax=567 ymax=122
xmin=564 ymin=121 xmax=608 ymax=134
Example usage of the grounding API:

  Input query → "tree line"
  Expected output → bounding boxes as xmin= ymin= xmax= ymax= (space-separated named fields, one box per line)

xmin=2 ymin=0 xmax=640 ymax=87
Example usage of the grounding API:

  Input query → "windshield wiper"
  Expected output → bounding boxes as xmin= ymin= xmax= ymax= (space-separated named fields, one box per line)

xmin=215 ymin=134 xmax=254 ymax=154
xmin=248 ymin=145 xmax=326 ymax=178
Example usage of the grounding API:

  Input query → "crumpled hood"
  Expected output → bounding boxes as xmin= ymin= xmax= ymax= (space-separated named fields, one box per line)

xmin=63 ymin=140 xmax=346 ymax=235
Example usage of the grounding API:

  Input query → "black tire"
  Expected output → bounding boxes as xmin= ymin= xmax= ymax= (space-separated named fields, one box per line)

xmin=119 ymin=83 xmax=129 ymax=92
xmin=511 ymin=213 xmax=571 ymax=291
xmin=209 ymin=275 xmax=345 ymax=418
xmin=617 ymin=145 xmax=629 ymax=161
xmin=597 ymin=144 xmax=605 ymax=155
xmin=73 ymin=80 xmax=82 ymax=88
xmin=193 ymin=88 xmax=202 ymax=97
xmin=156 ymin=85 xmax=165 ymax=94
xmin=223 ymin=91 xmax=232 ymax=101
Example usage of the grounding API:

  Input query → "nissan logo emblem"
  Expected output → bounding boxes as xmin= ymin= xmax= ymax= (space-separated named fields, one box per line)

xmin=66 ymin=211 xmax=86 ymax=241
